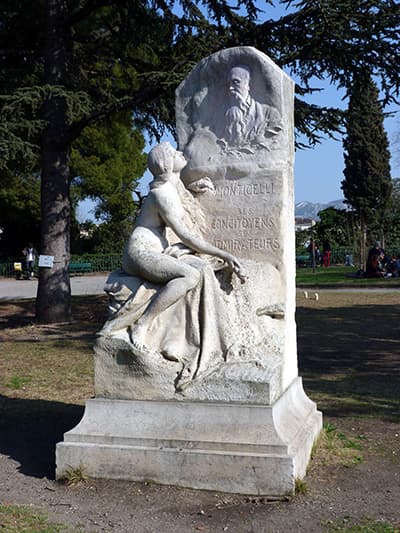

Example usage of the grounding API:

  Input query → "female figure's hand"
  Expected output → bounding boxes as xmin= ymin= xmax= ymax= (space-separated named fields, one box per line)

xmin=223 ymin=254 xmax=246 ymax=283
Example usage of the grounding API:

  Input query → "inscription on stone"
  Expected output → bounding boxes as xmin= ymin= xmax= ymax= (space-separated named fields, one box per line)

xmin=215 ymin=182 xmax=275 ymax=197
xmin=211 ymin=216 xmax=275 ymax=231
xmin=212 ymin=238 xmax=280 ymax=252
xmin=202 ymin=171 xmax=282 ymax=261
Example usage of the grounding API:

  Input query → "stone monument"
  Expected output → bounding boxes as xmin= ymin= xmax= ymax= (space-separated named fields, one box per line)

xmin=56 ymin=47 xmax=322 ymax=495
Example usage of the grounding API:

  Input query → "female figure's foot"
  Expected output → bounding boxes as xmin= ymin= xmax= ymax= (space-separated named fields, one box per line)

xmin=128 ymin=323 xmax=156 ymax=359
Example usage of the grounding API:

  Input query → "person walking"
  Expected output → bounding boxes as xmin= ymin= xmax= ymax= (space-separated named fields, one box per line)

xmin=22 ymin=243 xmax=38 ymax=279
xmin=322 ymin=240 xmax=332 ymax=268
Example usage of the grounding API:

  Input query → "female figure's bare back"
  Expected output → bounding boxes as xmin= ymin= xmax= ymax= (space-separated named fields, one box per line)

xmin=122 ymin=181 xmax=202 ymax=286
xmin=104 ymin=142 xmax=244 ymax=356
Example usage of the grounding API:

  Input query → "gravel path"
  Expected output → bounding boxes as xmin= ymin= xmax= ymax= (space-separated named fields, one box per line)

xmin=0 ymin=275 xmax=108 ymax=300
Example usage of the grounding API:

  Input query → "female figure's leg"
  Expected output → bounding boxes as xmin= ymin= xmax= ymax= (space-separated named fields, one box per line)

xmin=102 ymin=251 xmax=200 ymax=341
xmin=132 ymin=251 xmax=201 ymax=336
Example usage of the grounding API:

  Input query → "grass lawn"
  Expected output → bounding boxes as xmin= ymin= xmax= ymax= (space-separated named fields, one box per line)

xmin=296 ymin=291 xmax=400 ymax=422
xmin=296 ymin=265 xmax=400 ymax=286
xmin=1 ymin=291 xmax=399 ymax=422
xmin=0 ymin=292 xmax=399 ymax=531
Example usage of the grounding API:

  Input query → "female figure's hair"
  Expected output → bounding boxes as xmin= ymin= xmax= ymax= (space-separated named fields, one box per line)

xmin=148 ymin=142 xmax=175 ymax=179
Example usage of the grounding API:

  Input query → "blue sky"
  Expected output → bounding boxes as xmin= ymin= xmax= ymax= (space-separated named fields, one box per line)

xmin=135 ymin=82 xmax=399 ymax=205
xmin=77 ymin=2 xmax=399 ymax=220
xmin=137 ymin=1 xmax=400 ymax=204
xmin=293 ymin=83 xmax=399 ymax=203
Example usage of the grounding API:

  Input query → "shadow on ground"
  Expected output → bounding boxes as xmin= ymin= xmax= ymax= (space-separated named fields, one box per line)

xmin=1 ymin=298 xmax=399 ymax=483
xmin=0 ymin=295 xmax=107 ymax=332
xmin=0 ymin=395 xmax=84 ymax=479
xmin=297 ymin=303 xmax=400 ymax=421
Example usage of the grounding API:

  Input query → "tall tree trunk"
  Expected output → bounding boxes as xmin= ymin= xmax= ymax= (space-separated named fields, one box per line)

xmin=361 ymin=216 xmax=367 ymax=270
xmin=36 ymin=0 xmax=72 ymax=323
xmin=351 ymin=215 xmax=362 ymax=269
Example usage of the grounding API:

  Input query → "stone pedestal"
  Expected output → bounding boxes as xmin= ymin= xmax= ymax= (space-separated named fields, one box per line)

xmin=56 ymin=46 xmax=322 ymax=496
xmin=56 ymin=378 xmax=321 ymax=495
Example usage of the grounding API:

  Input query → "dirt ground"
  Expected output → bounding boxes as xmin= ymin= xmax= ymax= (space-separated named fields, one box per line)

xmin=0 ymin=293 xmax=399 ymax=532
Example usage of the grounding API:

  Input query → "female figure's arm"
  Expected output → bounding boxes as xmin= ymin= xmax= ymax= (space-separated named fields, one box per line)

xmin=153 ymin=185 xmax=245 ymax=282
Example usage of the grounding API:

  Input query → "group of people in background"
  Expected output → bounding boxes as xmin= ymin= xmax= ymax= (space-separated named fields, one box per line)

xmin=306 ymin=238 xmax=400 ymax=278
xmin=308 ymin=239 xmax=332 ymax=268
xmin=365 ymin=241 xmax=400 ymax=278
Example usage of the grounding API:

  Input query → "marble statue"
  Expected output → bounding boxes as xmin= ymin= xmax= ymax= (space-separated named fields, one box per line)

xmin=57 ymin=48 xmax=322 ymax=496
xmin=98 ymin=141 xmax=245 ymax=390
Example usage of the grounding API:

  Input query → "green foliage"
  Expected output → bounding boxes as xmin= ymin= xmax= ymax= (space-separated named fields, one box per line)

xmin=341 ymin=72 xmax=392 ymax=265
xmin=239 ymin=0 xmax=400 ymax=145
xmin=385 ymin=178 xmax=400 ymax=248
xmin=71 ymin=112 xmax=146 ymax=224
xmin=296 ymin=228 xmax=311 ymax=249
xmin=0 ymin=171 xmax=41 ymax=257
xmin=0 ymin=504 xmax=72 ymax=533
xmin=327 ymin=520 xmax=400 ymax=533
xmin=341 ymin=73 xmax=392 ymax=226
xmin=6 ymin=376 xmax=32 ymax=390
xmin=314 ymin=207 xmax=351 ymax=247
xmin=70 ymin=112 xmax=146 ymax=255
xmin=294 ymin=478 xmax=308 ymax=495
xmin=0 ymin=83 xmax=93 ymax=172
xmin=295 ymin=265 xmax=400 ymax=286
xmin=312 ymin=423 xmax=364 ymax=468
xmin=74 ymin=221 xmax=133 ymax=254
xmin=1 ymin=1 xmax=399 ymax=154
xmin=60 ymin=465 xmax=89 ymax=486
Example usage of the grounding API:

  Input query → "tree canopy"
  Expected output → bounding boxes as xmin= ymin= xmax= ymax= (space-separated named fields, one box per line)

xmin=1 ymin=0 xmax=399 ymax=322
xmin=313 ymin=207 xmax=351 ymax=248
xmin=70 ymin=111 xmax=147 ymax=253
xmin=2 ymin=1 xmax=399 ymax=160
xmin=341 ymin=71 xmax=392 ymax=266
xmin=71 ymin=112 xmax=146 ymax=223
xmin=0 ymin=171 xmax=41 ymax=258
xmin=385 ymin=178 xmax=400 ymax=249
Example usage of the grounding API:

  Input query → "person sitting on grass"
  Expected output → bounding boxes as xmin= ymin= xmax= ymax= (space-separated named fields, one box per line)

xmin=365 ymin=251 xmax=385 ymax=278
xmin=386 ymin=254 xmax=399 ymax=278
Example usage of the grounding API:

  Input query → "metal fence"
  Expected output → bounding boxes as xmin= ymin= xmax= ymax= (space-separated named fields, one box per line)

xmin=3 ymin=248 xmax=400 ymax=278
xmin=70 ymin=254 xmax=122 ymax=272
xmin=296 ymin=246 xmax=400 ymax=267
xmin=0 ymin=254 xmax=122 ymax=278
xmin=0 ymin=260 xmax=15 ymax=278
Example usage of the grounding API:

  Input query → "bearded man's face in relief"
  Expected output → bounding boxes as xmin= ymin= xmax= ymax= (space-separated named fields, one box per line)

xmin=228 ymin=67 xmax=251 ymax=108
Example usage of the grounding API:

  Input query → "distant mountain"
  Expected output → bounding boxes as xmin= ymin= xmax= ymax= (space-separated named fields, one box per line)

xmin=295 ymin=199 xmax=346 ymax=220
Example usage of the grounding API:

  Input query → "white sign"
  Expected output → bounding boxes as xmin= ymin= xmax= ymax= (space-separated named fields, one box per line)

xmin=38 ymin=255 xmax=54 ymax=268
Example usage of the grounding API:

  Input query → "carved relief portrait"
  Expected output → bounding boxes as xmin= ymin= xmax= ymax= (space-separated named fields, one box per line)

xmin=176 ymin=47 xmax=285 ymax=182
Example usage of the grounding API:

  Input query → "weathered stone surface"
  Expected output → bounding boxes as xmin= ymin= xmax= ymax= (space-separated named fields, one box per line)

xmin=93 ymin=46 xmax=297 ymax=400
xmin=176 ymin=46 xmax=297 ymax=394
xmin=56 ymin=377 xmax=322 ymax=495
xmin=56 ymin=47 xmax=322 ymax=495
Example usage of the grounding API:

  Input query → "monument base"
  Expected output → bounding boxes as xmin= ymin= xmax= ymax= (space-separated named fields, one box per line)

xmin=56 ymin=377 xmax=322 ymax=495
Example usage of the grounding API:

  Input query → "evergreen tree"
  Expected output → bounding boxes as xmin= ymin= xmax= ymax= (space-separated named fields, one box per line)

xmin=341 ymin=72 xmax=392 ymax=268
xmin=0 ymin=171 xmax=41 ymax=257
xmin=70 ymin=111 xmax=147 ymax=254
xmin=232 ymin=0 xmax=400 ymax=146
xmin=314 ymin=207 xmax=350 ymax=248
xmin=1 ymin=0 xmax=399 ymax=322
xmin=71 ymin=112 xmax=146 ymax=225
xmin=385 ymin=178 xmax=400 ymax=249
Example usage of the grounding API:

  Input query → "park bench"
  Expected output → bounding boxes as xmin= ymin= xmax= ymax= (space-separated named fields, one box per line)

xmin=296 ymin=255 xmax=309 ymax=267
xmin=69 ymin=262 xmax=92 ymax=274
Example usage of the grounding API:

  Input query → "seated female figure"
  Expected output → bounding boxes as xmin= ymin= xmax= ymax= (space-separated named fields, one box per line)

xmin=101 ymin=142 xmax=245 ymax=374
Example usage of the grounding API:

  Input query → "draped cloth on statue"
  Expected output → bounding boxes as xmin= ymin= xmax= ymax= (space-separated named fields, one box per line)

xmin=103 ymin=254 xmax=234 ymax=389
